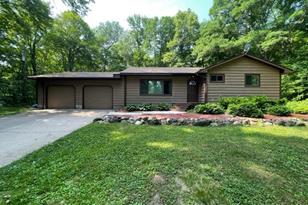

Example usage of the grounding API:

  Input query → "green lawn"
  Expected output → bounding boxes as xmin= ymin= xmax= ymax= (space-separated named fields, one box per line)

xmin=0 ymin=107 xmax=29 ymax=117
xmin=0 ymin=124 xmax=307 ymax=204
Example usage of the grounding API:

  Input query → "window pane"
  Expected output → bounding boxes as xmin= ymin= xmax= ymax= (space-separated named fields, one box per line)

xmin=164 ymin=81 xmax=172 ymax=95
xmin=210 ymin=75 xmax=216 ymax=81
xmin=148 ymin=80 xmax=163 ymax=94
xmin=140 ymin=80 xmax=148 ymax=95
xmin=217 ymin=75 xmax=223 ymax=81
xmin=246 ymin=74 xmax=260 ymax=86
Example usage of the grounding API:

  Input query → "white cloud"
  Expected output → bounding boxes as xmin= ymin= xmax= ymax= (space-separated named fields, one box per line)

xmin=47 ymin=0 xmax=188 ymax=29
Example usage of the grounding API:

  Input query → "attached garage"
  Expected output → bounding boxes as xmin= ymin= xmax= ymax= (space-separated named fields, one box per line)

xmin=83 ymin=86 xmax=113 ymax=109
xmin=47 ymin=85 xmax=75 ymax=109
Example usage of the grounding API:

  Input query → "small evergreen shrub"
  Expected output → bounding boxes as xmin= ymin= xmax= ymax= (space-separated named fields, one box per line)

xmin=194 ymin=103 xmax=224 ymax=114
xmin=125 ymin=104 xmax=139 ymax=112
xmin=156 ymin=103 xmax=171 ymax=111
xmin=228 ymin=102 xmax=264 ymax=118
xmin=286 ymin=99 xmax=308 ymax=114
xmin=125 ymin=103 xmax=171 ymax=112
xmin=267 ymin=105 xmax=291 ymax=116
xmin=219 ymin=96 xmax=275 ymax=111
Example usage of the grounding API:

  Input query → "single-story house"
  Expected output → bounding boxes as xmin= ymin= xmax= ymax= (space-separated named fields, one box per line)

xmin=29 ymin=54 xmax=290 ymax=109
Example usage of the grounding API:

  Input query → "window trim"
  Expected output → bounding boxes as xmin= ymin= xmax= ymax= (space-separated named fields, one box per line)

xmin=209 ymin=74 xmax=225 ymax=83
xmin=245 ymin=74 xmax=261 ymax=87
xmin=139 ymin=79 xmax=172 ymax=96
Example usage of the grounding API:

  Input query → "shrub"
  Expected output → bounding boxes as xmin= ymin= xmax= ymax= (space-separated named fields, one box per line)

xmin=125 ymin=103 xmax=171 ymax=112
xmin=227 ymin=102 xmax=264 ymax=118
xmin=156 ymin=103 xmax=171 ymax=111
xmin=267 ymin=105 xmax=291 ymax=116
xmin=219 ymin=96 xmax=275 ymax=111
xmin=194 ymin=103 xmax=225 ymax=114
xmin=125 ymin=104 xmax=139 ymax=112
xmin=286 ymin=99 xmax=308 ymax=114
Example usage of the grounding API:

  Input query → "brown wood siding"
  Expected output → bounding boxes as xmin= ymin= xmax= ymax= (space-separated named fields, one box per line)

xmin=126 ymin=76 xmax=189 ymax=104
xmin=204 ymin=57 xmax=281 ymax=102
xmin=37 ymin=79 xmax=124 ymax=109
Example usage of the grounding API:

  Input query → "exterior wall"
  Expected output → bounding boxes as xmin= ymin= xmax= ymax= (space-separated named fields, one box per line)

xmin=37 ymin=79 xmax=124 ymax=109
xmin=203 ymin=57 xmax=281 ymax=102
xmin=126 ymin=75 xmax=190 ymax=104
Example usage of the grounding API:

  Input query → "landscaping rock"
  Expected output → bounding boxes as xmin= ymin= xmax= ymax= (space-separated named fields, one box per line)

xmin=263 ymin=122 xmax=273 ymax=126
xmin=210 ymin=122 xmax=219 ymax=127
xmin=98 ymin=114 xmax=306 ymax=127
xmin=135 ymin=120 xmax=143 ymax=125
xmin=233 ymin=121 xmax=242 ymax=125
xmin=192 ymin=119 xmax=211 ymax=126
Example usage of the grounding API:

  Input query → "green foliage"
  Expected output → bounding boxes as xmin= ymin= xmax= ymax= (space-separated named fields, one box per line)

xmin=194 ymin=103 xmax=224 ymax=114
xmin=228 ymin=102 xmax=264 ymax=118
xmin=286 ymin=99 xmax=308 ymax=114
xmin=156 ymin=103 xmax=171 ymax=111
xmin=125 ymin=103 xmax=171 ymax=112
xmin=0 ymin=124 xmax=307 ymax=204
xmin=267 ymin=105 xmax=291 ymax=116
xmin=163 ymin=9 xmax=199 ymax=66
xmin=218 ymin=96 xmax=274 ymax=111
xmin=0 ymin=107 xmax=29 ymax=117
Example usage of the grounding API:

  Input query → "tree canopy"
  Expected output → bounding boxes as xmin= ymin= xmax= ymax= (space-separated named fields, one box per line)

xmin=0 ymin=0 xmax=307 ymax=105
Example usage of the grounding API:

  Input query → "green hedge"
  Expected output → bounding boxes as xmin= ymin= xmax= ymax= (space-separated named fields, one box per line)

xmin=218 ymin=96 xmax=275 ymax=111
xmin=267 ymin=105 xmax=291 ymax=116
xmin=228 ymin=102 xmax=264 ymax=118
xmin=125 ymin=103 xmax=171 ymax=112
xmin=286 ymin=99 xmax=308 ymax=114
xmin=194 ymin=103 xmax=224 ymax=114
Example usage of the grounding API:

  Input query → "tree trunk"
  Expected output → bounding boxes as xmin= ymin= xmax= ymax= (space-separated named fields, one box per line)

xmin=30 ymin=42 xmax=37 ymax=75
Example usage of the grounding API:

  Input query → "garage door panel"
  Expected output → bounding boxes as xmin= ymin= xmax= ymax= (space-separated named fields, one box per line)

xmin=47 ymin=86 xmax=75 ymax=109
xmin=84 ymin=86 xmax=112 ymax=109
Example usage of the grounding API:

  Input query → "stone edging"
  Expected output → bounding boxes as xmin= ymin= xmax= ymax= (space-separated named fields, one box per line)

xmin=94 ymin=115 xmax=306 ymax=127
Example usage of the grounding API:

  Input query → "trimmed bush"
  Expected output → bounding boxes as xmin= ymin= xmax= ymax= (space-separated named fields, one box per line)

xmin=219 ymin=96 xmax=275 ymax=111
xmin=286 ymin=99 xmax=308 ymax=114
xmin=125 ymin=103 xmax=171 ymax=112
xmin=194 ymin=103 xmax=225 ymax=114
xmin=267 ymin=105 xmax=291 ymax=116
xmin=125 ymin=104 xmax=139 ymax=112
xmin=156 ymin=103 xmax=171 ymax=111
xmin=228 ymin=102 xmax=264 ymax=118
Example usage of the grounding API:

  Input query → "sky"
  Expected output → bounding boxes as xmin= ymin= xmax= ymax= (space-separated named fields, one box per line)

xmin=48 ymin=0 xmax=213 ymax=29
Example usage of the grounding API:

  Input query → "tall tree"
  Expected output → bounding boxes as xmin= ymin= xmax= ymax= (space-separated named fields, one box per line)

xmin=62 ymin=0 xmax=94 ymax=15
xmin=46 ymin=11 xmax=96 ymax=71
xmin=163 ymin=9 xmax=199 ymax=66
xmin=94 ymin=21 xmax=125 ymax=71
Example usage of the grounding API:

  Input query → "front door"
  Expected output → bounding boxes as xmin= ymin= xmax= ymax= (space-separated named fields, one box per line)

xmin=187 ymin=79 xmax=198 ymax=102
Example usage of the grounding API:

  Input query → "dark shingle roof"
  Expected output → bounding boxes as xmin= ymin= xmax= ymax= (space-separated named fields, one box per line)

xmin=28 ymin=72 xmax=121 ymax=79
xmin=120 ymin=67 xmax=202 ymax=75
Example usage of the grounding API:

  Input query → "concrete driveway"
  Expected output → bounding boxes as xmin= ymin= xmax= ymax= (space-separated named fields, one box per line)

xmin=0 ymin=109 xmax=109 ymax=167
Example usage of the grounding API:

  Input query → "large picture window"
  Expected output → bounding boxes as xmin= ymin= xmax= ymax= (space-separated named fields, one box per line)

xmin=140 ymin=80 xmax=172 ymax=95
xmin=245 ymin=74 xmax=260 ymax=87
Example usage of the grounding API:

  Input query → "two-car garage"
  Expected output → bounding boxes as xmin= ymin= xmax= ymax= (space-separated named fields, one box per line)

xmin=46 ymin=85 xmax=113 ymax=109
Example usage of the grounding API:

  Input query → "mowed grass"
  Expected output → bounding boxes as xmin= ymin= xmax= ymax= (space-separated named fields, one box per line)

xmin=0 ymin=107 xmax=29 ymax=117
xmin=0 ymin=124 xmax=307 ymax=204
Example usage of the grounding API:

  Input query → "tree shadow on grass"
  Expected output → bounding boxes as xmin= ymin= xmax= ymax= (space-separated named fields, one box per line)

xmin=0 ymin=124 xmax=307 ymax=205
